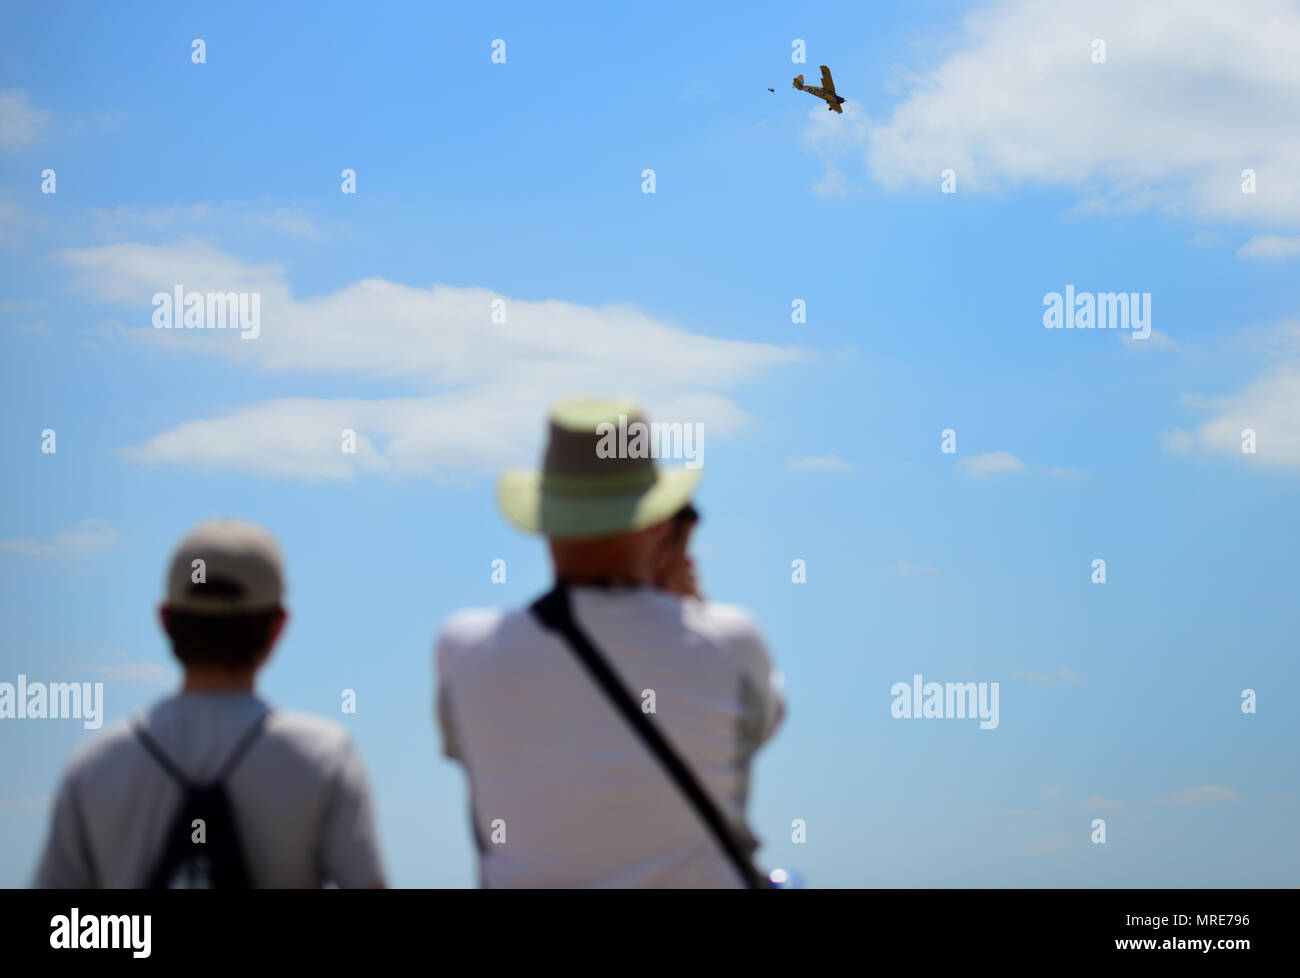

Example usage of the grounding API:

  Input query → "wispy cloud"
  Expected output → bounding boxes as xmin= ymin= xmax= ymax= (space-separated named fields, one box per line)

xmin=788 ymin=454 xmax=854 ymax=472
xmin=1120 ymin=328 xmax=1176 ymax=351
xmin=0 ymin=197 xmax=46 ymax=249
xmin=803 ymin=101 xmax=871 ymax=196
xmin=1165 ymin=364 xmax=1300 ymax=470
xmin=1261 ymin=793 xmax=1299 ymax=806
xmin=0 ymin=796 xmax=48 ymax=814
xmin=1012 ymin=667 xmax=1084 ymax=686
xmin=1159 ymin=785 xmax=1240 ymax=805
xmin=0 ymin=518 xmax=119 ymax=556
xmin=1239 ymin=320 xmax=1300 ymax=354
xmin=1021 ymin=833 xmax=1075 ymax=854
xmin=1082 ymin=795 xmax=1127 ymax=813
xmin=897 ymin=562 xmax=937 ymax=576
xmin=89 ymin=203 xmax=213 ymax=236
xmin=98 ymin=661 xmax=173 ymax=685
xmin=807 ymin=0 xmax=1300 ymax=224
xmin=957 ymin=451 xmax=1025 ymax=478
xmin=1044 ymin=466 xmax=1084 ymax=480
xmin=1238 ymin=235 xmax=1300 ymax=261
xmin=59 ymin=240 xmax=808 ymax=480
xmin=0 ymin=90 xmax=50 ymax=148
xmin=965 ymin=807 xmax=1041 ymax=818
xmin=88 ymin=203 xmax=336 ymax=242
xmin=243 ymin=208 xmax=322 ymax=239
xmin=811 ymin=167 xmax=849 ymax=197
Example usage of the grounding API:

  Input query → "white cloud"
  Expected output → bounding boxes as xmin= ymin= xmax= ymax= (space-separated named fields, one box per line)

xmin=98 ymin=661 xmax=173 ymax=684
xmin=1165 ymin=364 xmax=1300 ymax=469
xmin=1021 ymin=833 xmax=1074 ymax=854
xmin=1261 ymin=793 xmax=1299 ymax=806
xmin=0 ymin=518 xmax=119 ymax=556
xmin=788 ymin=454 xmax=854 ymax=472
xmin=0 ymin=796 xmax=48 ymax=814
xmin=2 ymin=299 xmax=49 ymax=333
xmin=968 ymin=806 xmax=1041 ymax=818
xmin=956 ymin=451 xmax=1025 ymax=477
xmin=1240 ymin=320 xmax=1300 ymax=354
xmin=1044 ymin=466 xmax=1083 ymax=479
xmin=61 ymin=239 xmax=279 ymax=304
xmin=0 ymin=90 xmax=50 ymax=148
xmin=0 ymin=197 xmax=45 ymax=248
xmin=812 ymin=167 xmax=849 ymax=197
xmin=1012 ymin=667 xmax=1084 ymax=685
xmin=1082 ymin=795 xmax=1127 ymax=813
xmin=89 ymin=203 xmax=213 ymax=236
xmin=243 ymin=208 xmax=321 ymax=239
xmin=1159 ymin=785 xmax=1240 ymax=805
xmin=804 ymin=102 xmax=871 ymax=196
xmin=811 ymin=0 xmax=1300 ymax=224
xmin=1238 ymin=234 xmax=1300 ymax=260
xmin=60 ymin=241 xmax=807 ymax=479
xmin=88 ymin=203 xmax=336 ymax=242
xmin=0 ymin=299 xmax=41 ymax=315
xmin=1121 ymin=328 xmax=1176 ymax=351
xmin=897 ymin=562 xmax=937 ymax=576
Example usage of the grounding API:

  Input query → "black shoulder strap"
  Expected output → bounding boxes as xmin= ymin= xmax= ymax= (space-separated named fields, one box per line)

xmin=530 ymin=584 xmax=767 ymax=890
xmin=133 ymin=711 xmax=269 ymax=789
xmin=132 ymin=723 xmax=192 ymax=789
xmin=215 ymin=711 xmax=270 ymax=782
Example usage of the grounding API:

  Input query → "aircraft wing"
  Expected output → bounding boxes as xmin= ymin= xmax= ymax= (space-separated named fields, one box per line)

xmin=819 ymin=65 xmax=836 ymax=94
xmin=830 ymin=99 xmax=843 ymax=114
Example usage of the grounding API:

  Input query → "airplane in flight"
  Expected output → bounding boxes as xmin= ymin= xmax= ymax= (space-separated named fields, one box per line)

xmin=793 ymin=65 xmax=846 ymax=113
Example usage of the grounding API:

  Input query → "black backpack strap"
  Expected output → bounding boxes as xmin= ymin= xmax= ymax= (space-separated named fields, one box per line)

xmin=530 ymin=583 xmax=767 ymax=890
xmin=215 ymin=711 xmax=269 ymax=782
xmin=132 ymin=710 xmax=269 ymax=788
xmin=132 ymin=721 xmax=193 ymax=789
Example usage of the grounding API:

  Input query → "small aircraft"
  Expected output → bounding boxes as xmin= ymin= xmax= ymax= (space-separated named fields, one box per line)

xmin=793 ymin=65 xmax=846 ymax=113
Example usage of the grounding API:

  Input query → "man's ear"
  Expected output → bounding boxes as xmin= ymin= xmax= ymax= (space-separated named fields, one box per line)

xmin=255 ymin=608 xmax=288 ymax=671
xmin=266 ymin=607 xmax=288 ymax=647
xmin=644 ymin=519 xmax=674 ymax=544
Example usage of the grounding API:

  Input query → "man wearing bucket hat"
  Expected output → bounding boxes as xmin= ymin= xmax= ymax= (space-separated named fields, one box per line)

xmin=33 ymin=518 xmax=386 ymax=888
xmin=436 ymin=398 xmax=784 ymax=888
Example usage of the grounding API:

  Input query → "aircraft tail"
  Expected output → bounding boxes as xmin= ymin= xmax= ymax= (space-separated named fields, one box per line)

xmin=792 ymin=74 xmax=804 ymax=89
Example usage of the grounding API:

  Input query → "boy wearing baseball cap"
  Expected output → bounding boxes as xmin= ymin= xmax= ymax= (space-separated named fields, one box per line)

xmin=33 ymin=518 xmax=386 ymax=888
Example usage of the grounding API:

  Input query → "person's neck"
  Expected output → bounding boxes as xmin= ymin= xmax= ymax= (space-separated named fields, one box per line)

xmin=554 ymin=560 xmax=652 ymax=588
xmin=556 ymin=572 xmax=648 ymax=589
xmin=181 ymin=669 xmax=257 ymax=694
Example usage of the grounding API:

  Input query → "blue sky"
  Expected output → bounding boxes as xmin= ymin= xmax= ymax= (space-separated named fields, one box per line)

xmin=1 ymin=0 xmax=1297 ymax=887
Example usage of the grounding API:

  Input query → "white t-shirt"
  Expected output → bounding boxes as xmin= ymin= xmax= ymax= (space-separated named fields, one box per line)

xmin=436 ymin=587 xmax=784 ymax=888
xmin=33 ymin=692 xmax=385 ymax=889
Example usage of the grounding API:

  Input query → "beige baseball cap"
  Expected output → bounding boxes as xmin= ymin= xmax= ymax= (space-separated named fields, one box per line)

xmin=164 ymin=518 xmax=285 ymax=615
